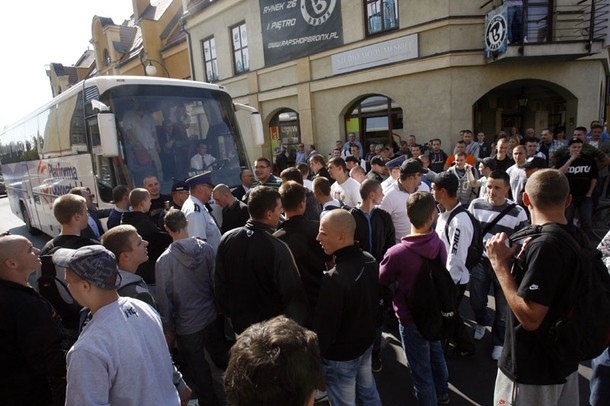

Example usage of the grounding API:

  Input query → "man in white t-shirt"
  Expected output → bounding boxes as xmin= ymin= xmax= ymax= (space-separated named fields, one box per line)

xmin=380 ymin=158 xmax=425 ymax=243
xmin=327 ymin=157 xmax=362 ymax=207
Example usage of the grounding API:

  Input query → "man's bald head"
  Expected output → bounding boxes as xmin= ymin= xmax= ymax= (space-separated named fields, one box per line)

xmin=324 ymin=209 xmax=356 ymax=237
xmin=317 ymin=210 xmax=355 ymax=255
xmin=0 ymin=235 xmax=40 ymax=284
xmin=0 ymin=235 xmax=26 ymax=267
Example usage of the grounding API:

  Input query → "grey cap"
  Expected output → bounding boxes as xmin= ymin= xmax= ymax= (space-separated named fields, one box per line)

xmin=53 ymin=245 xmax=122 ymax=290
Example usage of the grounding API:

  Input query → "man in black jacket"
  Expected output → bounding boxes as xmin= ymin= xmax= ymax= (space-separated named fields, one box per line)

xmin=0 ymin=234 xmax=67 ymax=405
xmin=212 ymin=184 xmax=249 ymax=234
xmin=314 ymin=209 xmax=382 ymax=405
xmin=215 ymin=186 xmax=309 ymax=334
xmin=121 ymin=188 xmax=172 ymax=289
xmin=350 ymin=179 xmax=396 ymax=372
xmin=274 ymin=181 xmax=329 ymax=320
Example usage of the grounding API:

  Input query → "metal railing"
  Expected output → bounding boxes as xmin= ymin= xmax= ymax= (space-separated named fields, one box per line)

xmin=483 ymin=0 xmax=609 ymax=48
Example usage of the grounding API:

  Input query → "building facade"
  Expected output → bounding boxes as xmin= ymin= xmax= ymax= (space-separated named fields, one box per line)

xmin=181 ymin=0 xmax=610 ymax=161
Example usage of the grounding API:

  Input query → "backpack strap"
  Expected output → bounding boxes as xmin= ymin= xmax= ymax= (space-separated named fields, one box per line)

xmin=445 ymin=205 xmax=467 ymax=242
xmin=482 ymin=203 xmax=517 ymax=236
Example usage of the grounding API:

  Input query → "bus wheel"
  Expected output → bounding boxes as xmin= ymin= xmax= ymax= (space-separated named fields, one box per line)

xmin=21 ymin=203 xmax=41 ymax=235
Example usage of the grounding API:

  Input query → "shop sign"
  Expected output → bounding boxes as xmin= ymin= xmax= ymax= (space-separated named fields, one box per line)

xmin=331 ymin=34 xmax=418 ymax=75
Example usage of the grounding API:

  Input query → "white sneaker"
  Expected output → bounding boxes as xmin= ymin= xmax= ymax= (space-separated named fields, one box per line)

xmin=492 ymin=345 xmax=503 ymax=361
xmin=474 ymin=324 xmax=486 ymax=341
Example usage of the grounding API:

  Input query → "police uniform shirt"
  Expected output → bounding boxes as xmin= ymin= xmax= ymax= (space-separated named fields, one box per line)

xmin=181 ymin=195 xmax=221 ymax=252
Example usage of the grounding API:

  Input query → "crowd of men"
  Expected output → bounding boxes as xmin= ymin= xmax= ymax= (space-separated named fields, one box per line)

xmin=1 ymin=125 xmax=610 ymax=405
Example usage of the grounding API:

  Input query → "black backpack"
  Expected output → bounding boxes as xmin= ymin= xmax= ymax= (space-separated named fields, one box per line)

xmin=509 ymin=224 xmax=610 ymax=361
xmin=38 ymin=249 xmax=82 ymax=331
xmin=444 ymin=205 xmax=483 ymax=269
xmin=408 ymin=252 xmax=457 ymax=341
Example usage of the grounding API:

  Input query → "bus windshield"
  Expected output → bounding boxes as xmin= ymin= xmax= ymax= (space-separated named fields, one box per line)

xmin=94 ymin=84 xmax=248 ymax=195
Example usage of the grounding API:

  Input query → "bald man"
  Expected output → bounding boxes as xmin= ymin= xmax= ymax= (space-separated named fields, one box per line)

xmin=0 ymin=235 xmax=67 ymax=405
xmin=314 ymin=210 xmax=382 ymax=405
xmin=213 ymin=184 xmax=249 ymax=234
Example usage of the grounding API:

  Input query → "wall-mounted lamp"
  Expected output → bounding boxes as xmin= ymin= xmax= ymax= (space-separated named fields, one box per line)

xmin=139 ymin=51 xmax=170 ymax=77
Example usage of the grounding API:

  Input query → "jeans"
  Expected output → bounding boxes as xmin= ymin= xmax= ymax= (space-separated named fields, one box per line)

xmin=450 ymin=283 xmax=476 ymax=352
xmin=176 ymin=320 xmax=230 ymax=406
xmin=469 ymin=260 xmax=507 ymax=346
xmin=507 ymin=5 xmax=524 ymax=43
xmin=400 ymin=323 xmax=449 ymax=406
xmin=322 ymin=344 xmax=382 ymax=406
xmin=591 ymin=346 xmax=610 ymax=406
xmin=565 ymin=195 xmax=595 ymax=242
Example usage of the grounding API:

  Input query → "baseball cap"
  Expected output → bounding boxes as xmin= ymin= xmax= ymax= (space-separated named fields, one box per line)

xmin=370 ymin=156 xmax=386 ymax=167
xmin=521 ymin=157 xmax=547 ymax=170
xmin=52 ymin=245 xmax=122 ymax=290
xmin=430 ymin=171 xmax=459 ymax=195
xmin=171 ymin=180 xmax=188 ymax=192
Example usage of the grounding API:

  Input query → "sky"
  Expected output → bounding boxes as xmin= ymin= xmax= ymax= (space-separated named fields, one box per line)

xmin=0 ymin=1 xmax=134 ymax=130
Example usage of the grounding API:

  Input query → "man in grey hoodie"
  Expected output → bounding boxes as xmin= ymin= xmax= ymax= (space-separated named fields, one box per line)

xmin=156 ymin=209 xmax=230 ymax=406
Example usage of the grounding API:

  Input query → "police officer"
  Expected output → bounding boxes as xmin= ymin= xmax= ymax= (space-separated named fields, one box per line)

xmin=182 ymin=172 xmax=222 ymax=252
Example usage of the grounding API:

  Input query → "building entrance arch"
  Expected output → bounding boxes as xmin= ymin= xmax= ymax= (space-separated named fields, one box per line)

xmin=473 ymin=79 xmax=578 ymax=140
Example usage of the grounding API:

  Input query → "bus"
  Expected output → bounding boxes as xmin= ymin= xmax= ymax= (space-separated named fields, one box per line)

xmin=0 ymin=76 xmax=263 ymax=236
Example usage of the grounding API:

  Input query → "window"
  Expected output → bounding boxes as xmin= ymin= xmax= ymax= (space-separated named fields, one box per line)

xmin=231 ymin=22 xmax=249 ymax=74
xmin=365 ymin=0 xmax=398 ymax=36
xmin=202 ymin=37 xmax=219 ymax=82
xmin=103 ymin=49 xmax=111 ymax=67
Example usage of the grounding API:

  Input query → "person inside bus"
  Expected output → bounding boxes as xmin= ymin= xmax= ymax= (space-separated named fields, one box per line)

xmin=156 ymin=120 xmax=177 ymax=181
xmin=121 ymin=99 xmax=164 ymax=181
xmin=169 ymin=104 xmax=192 ymax=180
xmin=190 ymin=142 xmax=217 ymax=172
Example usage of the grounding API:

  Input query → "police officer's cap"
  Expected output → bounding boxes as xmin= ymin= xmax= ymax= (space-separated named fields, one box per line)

xmin=185 ymin=171 xmax=214 ymax=188
xmin=386 ymin=155 xmax=406 ymax=169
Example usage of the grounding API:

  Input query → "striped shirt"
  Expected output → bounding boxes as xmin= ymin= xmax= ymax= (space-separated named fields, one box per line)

xmin=468 ymin=198 xmax=529 ymax=257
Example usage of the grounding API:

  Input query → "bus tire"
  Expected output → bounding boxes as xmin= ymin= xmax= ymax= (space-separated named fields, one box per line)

xmin=21 ymin=202 xmax=41 ymax=235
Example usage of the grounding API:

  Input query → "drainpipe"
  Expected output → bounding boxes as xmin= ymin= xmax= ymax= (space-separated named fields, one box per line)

xmin=180 ymin=14 xmax=196 ymax=81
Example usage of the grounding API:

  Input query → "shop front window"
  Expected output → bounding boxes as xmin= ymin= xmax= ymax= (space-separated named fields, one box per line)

xmin=345 ymin=95 xmax=403 ymax=152
xmin=269 ymin=109 xmax=300 ymax=165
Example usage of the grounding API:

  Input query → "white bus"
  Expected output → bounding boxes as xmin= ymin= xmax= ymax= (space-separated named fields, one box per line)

xmin=0 ymin=76 xmax=262 ymax=236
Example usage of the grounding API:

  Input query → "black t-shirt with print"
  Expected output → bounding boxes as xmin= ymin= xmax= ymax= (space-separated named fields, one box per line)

xmin=555 ymin=156 xmax=598 ymax=197
xmin=499 ymin=223 xmax=582 ymax=385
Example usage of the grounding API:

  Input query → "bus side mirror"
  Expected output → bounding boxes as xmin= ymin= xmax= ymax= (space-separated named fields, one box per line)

xmin=250 ymin=112 xmax=264 ymax=146
xmin=97 ymin=113 xmax=119 ymax=157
